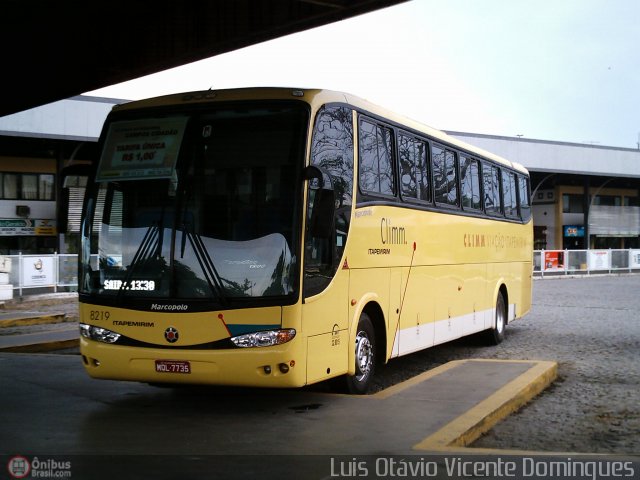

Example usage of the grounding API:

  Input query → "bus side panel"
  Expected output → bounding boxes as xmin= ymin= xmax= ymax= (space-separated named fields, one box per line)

xmin=503 ymin=260 xmax=533 ymax=321
xmin=462 ymin=263 xmax=489 ymax=335
xmin=486 ymin=260 xmax=529 ymax=324
xmin=431 ymin=264 xmax=488 ymax=346
xmin=389 ymin=268 xmax=403 ymax=357
xmin=519 ymin=260 xmax=533 ymax=317
xmin=392 ymin=266 xmax=435 ymax=357
xmin=348 ymin=268 xmax=392 ymax=361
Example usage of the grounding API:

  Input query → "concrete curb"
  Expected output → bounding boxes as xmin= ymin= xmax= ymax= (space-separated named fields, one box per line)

xmin=0 ymin=338 xmax=79 ymax=353
xmin=0 ymin=323 xmax=79 ymax=352
xmin=413 ymin=359 xmax=558 ymax=451
xmin=0 ymin=313 xmax=66 ymax=328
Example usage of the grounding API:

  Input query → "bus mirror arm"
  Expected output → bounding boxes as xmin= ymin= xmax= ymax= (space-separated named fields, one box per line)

xmin=310 ymin=187 xmax=336 ymax=238
xmin=303 ymin=165 xmax=328 ymax=189
xmin=304 ymin=165 xmax=336 ymax=239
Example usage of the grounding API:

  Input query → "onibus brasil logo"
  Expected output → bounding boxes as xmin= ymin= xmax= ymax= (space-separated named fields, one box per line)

xmin=7 ymin=456 xmax=30 ymax=479
xmin=7 ymin=456 xmax=72 ymax=478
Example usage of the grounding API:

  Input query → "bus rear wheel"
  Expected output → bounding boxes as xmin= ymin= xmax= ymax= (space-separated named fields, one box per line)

xmin=487 ymin=291 xmax=506 ymax=345
xmin=345 ymin=313 xmax=376 ymax=394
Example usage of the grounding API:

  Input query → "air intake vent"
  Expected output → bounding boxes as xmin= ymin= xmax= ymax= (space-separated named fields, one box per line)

xmin=16 ymin=205 xmax=30 ymax=217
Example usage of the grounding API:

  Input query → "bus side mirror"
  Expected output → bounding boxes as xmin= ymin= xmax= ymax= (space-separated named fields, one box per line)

xmin=304 ymin=165 xmax=335 ymax=238
xmin=57 ymin=163 xmax=92 ymax=234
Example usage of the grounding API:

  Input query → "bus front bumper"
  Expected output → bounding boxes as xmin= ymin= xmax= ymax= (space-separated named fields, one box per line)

xmin=80 ymin=338 xmax=306 ymax=388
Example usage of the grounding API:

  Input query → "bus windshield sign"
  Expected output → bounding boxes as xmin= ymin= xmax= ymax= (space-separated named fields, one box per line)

xmin=96 ymin=117 xmax=188 ymax=182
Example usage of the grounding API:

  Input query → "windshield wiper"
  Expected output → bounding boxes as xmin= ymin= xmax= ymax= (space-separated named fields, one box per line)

xmin=183 ymin=227 xmax=229 ymax=306
xmin=117 ymin=221 xmax=162 ymax=295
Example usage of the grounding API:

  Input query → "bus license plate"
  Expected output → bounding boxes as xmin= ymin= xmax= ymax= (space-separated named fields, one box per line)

xmin=155 ymin=360 xmax=191 ymax=374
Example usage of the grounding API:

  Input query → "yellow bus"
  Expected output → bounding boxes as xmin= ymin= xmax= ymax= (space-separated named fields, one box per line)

xmin=77 ymin=88 xmax=532 ymax=393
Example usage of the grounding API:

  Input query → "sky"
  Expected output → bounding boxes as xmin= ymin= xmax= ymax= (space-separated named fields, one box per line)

xmin=85 ymin=0 xmax=640 ymax=149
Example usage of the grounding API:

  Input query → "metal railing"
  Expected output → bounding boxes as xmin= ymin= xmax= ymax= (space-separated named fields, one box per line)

xmin=534 ymin=249 xmax=640 ymax=277
xmin=2 ymin=250 xmax=639 ymax=296
xmin=3 ymin=253 xmax=78 ymax=296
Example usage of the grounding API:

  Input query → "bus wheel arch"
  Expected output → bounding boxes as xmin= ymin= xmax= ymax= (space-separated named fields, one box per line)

xmin=344 ymin=301 xmax=386 ymax=394
xmin=487 ymin=284 xmax=508 ymax=345
xmin=362 ymin=302 xmax=386 ymax=367
xmin=499 ymin=284 xmax=509 ymax=324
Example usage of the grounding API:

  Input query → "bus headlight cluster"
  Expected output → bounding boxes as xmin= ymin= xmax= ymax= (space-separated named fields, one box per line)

xmin=80 ymin=323 xmax=121 ymax=344
xmin=230 ymin=329 xmax=296 ymax=348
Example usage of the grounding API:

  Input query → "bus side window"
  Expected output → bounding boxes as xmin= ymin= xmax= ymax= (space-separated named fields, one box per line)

xmin=399 ymin=133 xmax=430 ymax=203
xmin=484 ymin=163 xmax=502 ymax=216
xmin=460 ymin=155 xmax=481 ymax=211
xmin=503 ymin=170 xmax=518 ymax=218
xmin=433 ymin=145 xmax=458 ymax=207
xmin=518 ymin=175 xmax=532 ymax=221
xmin=359 ymin=119 xmax=395 ymax=197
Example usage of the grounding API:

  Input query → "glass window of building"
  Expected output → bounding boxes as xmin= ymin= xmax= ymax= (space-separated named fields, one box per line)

xmin=562 ymin=193 xmax=584 ymax=213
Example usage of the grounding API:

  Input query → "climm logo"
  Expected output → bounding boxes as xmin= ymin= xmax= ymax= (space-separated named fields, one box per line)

xmin=464 ymin=233 xmax=486 ymax=248
xmin=381 ymin=218 xmax=407 ymax=245
xmin=464 ymin=233 xmax=528 ymax=250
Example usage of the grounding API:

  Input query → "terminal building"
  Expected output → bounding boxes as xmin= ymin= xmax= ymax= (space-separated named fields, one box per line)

xmin=0 ymin=96 xmax=121 ymax=254
xmin=1 ymin=95 xmax=639 ymax=255
xmin=446 ymin=131 xmax=640 ymax=252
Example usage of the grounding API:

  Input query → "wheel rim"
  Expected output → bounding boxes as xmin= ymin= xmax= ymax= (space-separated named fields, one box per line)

xmin=354 ymin=331 xmax=373 ymax=380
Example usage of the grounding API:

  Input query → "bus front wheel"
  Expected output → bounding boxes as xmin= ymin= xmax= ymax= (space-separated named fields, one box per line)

xmin=487 ymin=291 xmax=506 ymax=345
xmin=345 ymin=313 xmax=376 ymax=394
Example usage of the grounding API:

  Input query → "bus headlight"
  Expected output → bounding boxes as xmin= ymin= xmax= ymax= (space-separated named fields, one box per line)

xmin=80 ymin=323 xmax=121 ymax=344
xmin=230 ymin=329 xmax=296 ymax=348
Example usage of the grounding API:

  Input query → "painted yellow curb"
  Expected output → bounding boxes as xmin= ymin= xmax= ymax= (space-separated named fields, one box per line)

xmin=413 ymin=359 xmax=558 ymax=451
xmin=0 ymin=339 xmax=79 ymax=353
xmin=0 ymin=313 xmax=66 ymax=328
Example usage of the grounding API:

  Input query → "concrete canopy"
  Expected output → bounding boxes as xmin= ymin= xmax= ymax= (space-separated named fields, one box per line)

xmin=1 ymin=0 xmax=406 ymax=117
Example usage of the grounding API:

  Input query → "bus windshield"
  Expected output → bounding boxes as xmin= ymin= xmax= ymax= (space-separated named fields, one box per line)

xmin=80 ymin=103 xmax=308 ymax=302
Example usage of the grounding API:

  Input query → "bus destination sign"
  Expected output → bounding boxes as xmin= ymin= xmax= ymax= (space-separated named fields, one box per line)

xmin=96 ymin=117 xmax=188 ymax=182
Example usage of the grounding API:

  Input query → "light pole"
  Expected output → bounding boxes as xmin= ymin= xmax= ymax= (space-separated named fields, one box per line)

xmin=531 ymin=172 xmax=557 ymax=199
xmin=586 ymin=177 xmax=616 ymax=249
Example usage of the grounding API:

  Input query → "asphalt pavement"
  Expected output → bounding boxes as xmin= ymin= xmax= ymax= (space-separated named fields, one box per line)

xmin=0 ymin=292 xmax=78 ymax=352
xmin=0 ymin=292 xmax=562 ymax=460
xmin=2 ymin=280 xmax=639 ymax=480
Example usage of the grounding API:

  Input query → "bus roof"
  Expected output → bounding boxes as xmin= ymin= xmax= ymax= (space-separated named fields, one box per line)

xmin=111 ymin=87 xmax=528 ymax=175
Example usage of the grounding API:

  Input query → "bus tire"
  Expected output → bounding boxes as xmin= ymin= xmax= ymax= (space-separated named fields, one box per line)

xmin=345 ymin=313 xmax=376 ymax=394
xmin=487 ymin=291 xmax=506 ymax=345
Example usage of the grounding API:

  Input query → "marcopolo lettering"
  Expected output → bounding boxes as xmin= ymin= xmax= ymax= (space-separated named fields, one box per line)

xmin=151 ymin=304 xmax=188 ymax=311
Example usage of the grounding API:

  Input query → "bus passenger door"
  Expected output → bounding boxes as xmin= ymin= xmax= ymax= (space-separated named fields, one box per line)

xmin=303 ymin=104 xmax=354 ymax=385
xmin=302 ymin=167 xmax=351 ymax=385
xmin=303 ymin=269 xmax=350 ymax=385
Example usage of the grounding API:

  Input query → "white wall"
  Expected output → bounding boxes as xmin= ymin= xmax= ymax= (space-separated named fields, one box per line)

xmin=448 ymin=131 xmax=640 ymax=178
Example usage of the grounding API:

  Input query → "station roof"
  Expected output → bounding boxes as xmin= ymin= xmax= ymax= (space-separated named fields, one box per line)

xmin=1 ymin=0 xmax=406 ymax=118
xmin=446 ymin=131 xmax=640 ymax=180
xmin=0 ymin=96 xmax=125 ymax=142
xmin=3 ymin=95 xmax=639 ymax=186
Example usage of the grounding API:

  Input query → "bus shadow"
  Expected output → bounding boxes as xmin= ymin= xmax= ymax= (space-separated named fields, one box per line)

xmin=77 ymin=381 xmax=337 ymax=454
xmin=74 ymin=328 xmax=527 ymax=452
